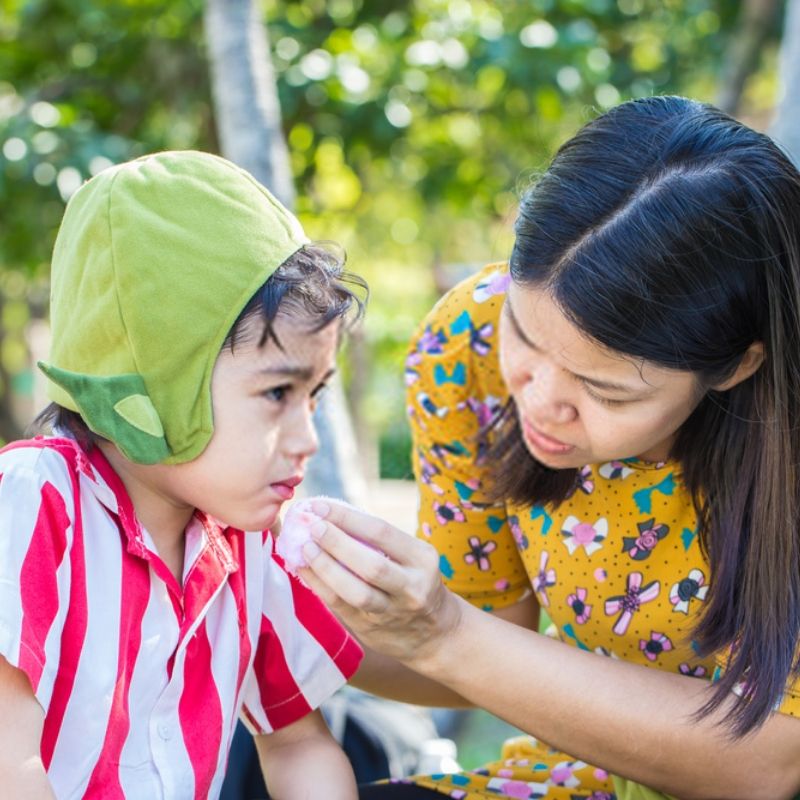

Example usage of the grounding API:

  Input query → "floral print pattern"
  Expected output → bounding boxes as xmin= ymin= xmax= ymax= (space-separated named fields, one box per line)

xmin=533 ymin=551 xmax=557 ymax=607
xmin=622 ymin=518 xmax=669 ymax=561
xmin=639 ymin=631 xmax=674 ymax=662
xmin=464 ymin=536 xmax=498 ymax=571
xmin=561 ymin=516 xmax=608 ymax=557
xmin=567 ymin=588 xmax=592 ymax=625
xmin=669 ymin=568 xmax=709 ymax=614
xmin=598 ymin=460 xmax=635 ymax=480
xmin=604 ymin=572 xmax=661 ymax=635
xmin=434 ymin=500 xmax=466 ymax=525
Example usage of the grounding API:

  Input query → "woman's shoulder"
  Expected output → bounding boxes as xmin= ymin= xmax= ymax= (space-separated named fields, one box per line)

xmin=419 ymin=262 xmax=510 ymax=332
xmin=405 ymin=263 xmax=510 ymax=406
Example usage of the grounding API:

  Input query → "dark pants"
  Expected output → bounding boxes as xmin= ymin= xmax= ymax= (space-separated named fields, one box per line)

xmin=221 ymin=720 xmax=428 ymax=800
xmin=358 ymin=786 xmax=443 ymax=799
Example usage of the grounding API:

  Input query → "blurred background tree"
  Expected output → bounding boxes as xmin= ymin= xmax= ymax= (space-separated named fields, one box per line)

xmin=0 ymin=0 xmax=788 ymax=478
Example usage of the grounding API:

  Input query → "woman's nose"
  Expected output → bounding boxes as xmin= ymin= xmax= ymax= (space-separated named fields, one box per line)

xmin=521 ymin=365 xmax=578 ymax=425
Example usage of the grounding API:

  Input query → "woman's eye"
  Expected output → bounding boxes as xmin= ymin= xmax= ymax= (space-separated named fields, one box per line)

xmin=584 ymin=386 xmax=626 ymax=407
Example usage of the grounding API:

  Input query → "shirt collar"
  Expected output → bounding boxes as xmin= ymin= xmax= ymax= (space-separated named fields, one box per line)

xmin=82 ymin=442 xmax=236 ymax=570
xmin=39 ymin=437 xmax=240 ymax=608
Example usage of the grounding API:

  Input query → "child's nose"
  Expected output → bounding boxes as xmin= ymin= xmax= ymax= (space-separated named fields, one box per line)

xmin=284 ymin=404 xmax=319 ymax=461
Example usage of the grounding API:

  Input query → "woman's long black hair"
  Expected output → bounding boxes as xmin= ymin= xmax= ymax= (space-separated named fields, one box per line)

xmin=491 ymin=95 xmax=800 ymax=736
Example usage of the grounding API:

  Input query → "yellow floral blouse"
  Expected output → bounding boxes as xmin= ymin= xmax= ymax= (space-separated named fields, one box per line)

xmin=397 ymin=263 xmax=800 ymax=800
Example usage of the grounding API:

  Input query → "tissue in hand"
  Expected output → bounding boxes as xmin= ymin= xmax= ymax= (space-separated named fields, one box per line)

xmin=275 ymin=499 xmax=321 ymax=574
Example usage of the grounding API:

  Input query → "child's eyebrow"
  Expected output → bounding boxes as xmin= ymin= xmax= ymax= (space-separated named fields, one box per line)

xmin=258 ymin=365 xmax=336 ymax=383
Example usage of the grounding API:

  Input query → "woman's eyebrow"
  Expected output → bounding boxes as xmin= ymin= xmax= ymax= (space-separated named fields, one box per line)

xmin=579 ymin=374 xmax=645 ymax=394
xmin=504 ymin=297 xmax=645 ymax=395
xmin=504 ymin=297 xmax=540 ymax=351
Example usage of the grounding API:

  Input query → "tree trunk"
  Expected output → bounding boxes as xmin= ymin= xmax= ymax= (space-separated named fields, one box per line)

xmin=0 ymin=294 xmax=25 ymax=443
xmin=203 ymin=0 xmax=367 ymax=505
xmin=771 ymin=0 xmax=800 ymax=167
xmin=204 ymin=0 xmax=295 ymax=208
xmin=716 ymin=0 xmax=782 ymax=115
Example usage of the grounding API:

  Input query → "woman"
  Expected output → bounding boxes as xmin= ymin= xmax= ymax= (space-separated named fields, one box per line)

xmin=300 ymin=96 xmax=800 ymax=800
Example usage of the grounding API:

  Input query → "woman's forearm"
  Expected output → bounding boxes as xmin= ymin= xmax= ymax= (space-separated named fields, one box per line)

xmin=410 ymin=598 xmax=800 ymax=800
xmin=300 ymin=504 xmax=800 ymax=800
xmin=349 ymin=594 xmax=539 ymax=708
xmin=351 ymin=643 xmax=474 ymax=708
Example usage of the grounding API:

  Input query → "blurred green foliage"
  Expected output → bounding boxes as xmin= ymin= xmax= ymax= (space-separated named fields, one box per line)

xmin=0 ymin=0 xmax=781 ymax=466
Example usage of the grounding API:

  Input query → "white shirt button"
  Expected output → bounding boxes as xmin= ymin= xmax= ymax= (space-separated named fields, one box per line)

xmin=157 ymin=723 xmax=173 ymax=741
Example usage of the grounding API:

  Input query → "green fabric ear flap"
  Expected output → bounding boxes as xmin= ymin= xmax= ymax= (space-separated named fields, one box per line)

xmin=113 ymin=394 xmax=165 ymax=438
xmin=38 ymin=362 xmax=171 ymax=464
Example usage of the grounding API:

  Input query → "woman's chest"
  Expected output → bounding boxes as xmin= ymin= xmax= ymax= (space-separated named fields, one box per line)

xmin=512 ymin=462 xmax=714 ymax=676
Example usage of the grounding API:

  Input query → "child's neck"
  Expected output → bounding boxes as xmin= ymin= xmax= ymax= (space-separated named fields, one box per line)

xmin=98 ymin=442 xmax=191 ymax=585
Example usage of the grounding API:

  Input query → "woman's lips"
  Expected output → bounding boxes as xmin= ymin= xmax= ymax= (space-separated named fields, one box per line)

xmin=521 ymin=419 xmax=575 ymax=455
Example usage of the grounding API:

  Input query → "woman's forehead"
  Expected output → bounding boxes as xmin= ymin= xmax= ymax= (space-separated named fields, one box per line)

xmin=505 ymin=282 xmax=682 ymax=391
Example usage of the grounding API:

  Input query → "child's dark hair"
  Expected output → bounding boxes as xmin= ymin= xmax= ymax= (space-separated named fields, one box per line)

xmin=489 ymin=95 xmax=800 ymax=736
xmin=224 ymin=241 xmax=366 ymax=350
xmin=34 ymin=242 xmax=366 ymax=445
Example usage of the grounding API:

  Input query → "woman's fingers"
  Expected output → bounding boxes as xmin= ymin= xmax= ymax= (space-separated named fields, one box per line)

xmin=307 ymin=518 xmax=410 ymax=595
xmin=310 ymin=500 xmax=434 ymax=568
xmin=298 ymin=511 xmax=466 ymax=665
xmin=299 ymin=540 xmax=392 ymax=614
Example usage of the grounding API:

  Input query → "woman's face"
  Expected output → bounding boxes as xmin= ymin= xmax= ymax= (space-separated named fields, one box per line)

xmin=498 ymin=281 xmax=704 ymax=469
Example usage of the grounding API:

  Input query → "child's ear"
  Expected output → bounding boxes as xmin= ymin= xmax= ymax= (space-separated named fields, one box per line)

xmin=712 ymin=341 xmax=765 ymax=391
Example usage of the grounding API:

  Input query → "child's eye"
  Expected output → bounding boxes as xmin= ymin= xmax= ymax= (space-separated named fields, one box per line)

xmin=311 ymin=381 xmax=329 ymax=400
xmin=308 ymin=382 xmax=329 ymax=411
xmin=263 ymin=385 xmax=290 ymax=403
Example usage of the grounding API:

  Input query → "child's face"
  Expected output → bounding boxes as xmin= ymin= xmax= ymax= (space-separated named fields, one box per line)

xmin=155 ymin=311 xmax=340 ymax=531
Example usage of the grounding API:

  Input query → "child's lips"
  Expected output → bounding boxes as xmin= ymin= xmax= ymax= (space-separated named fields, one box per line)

xmin=270 ymin=475 xmax=303 ymax=500
xmin=271 ymin=483 xmax=296 ymax=500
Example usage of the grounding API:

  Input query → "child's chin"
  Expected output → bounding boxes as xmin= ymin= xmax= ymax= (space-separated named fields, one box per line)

xmin=252 ymin=506 xmax=281 ymax=532
xmin=261 ymin=508 xmax=281 ymax=530
xmin=218 ymin=506 xmax=280 ymax=533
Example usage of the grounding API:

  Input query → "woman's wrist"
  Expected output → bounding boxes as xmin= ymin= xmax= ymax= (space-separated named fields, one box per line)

xmin=403 ymin=589 xmax=471 ymax=677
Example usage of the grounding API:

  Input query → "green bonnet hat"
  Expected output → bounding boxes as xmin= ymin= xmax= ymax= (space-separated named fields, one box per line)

xmin=39 ymin=150 xmax=308 ymax=464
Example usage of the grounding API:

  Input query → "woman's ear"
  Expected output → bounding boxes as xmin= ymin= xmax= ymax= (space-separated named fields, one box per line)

xmin=713 ymin=341 xmax=765 ymax=391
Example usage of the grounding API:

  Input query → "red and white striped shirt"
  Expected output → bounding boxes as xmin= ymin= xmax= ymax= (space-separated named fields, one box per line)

xmin=0 ymin=437 xmax=362 ymax=799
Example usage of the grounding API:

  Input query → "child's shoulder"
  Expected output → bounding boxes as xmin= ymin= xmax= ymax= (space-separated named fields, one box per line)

xmin=0 ymin=436 xmax=93 ymax=491
xmin=0 ymin=438 xmax=92 ymax=551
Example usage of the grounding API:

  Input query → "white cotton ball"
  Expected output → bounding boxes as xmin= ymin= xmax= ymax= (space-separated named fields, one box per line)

xmin=275 ymin=495 xmax=385 ymax=575
xmin=275 ymin=496 xmax=354 ymax=574
xmin=275 ymin=499 xmax=319 ymax=574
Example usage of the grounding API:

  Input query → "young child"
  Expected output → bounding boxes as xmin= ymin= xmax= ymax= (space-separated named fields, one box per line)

xmin=0 ymin=151 xmax=365 ymax=799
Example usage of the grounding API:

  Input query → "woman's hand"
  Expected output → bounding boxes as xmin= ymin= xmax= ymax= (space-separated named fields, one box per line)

xmin=298 ymin=500 xmax=464 ymax=666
